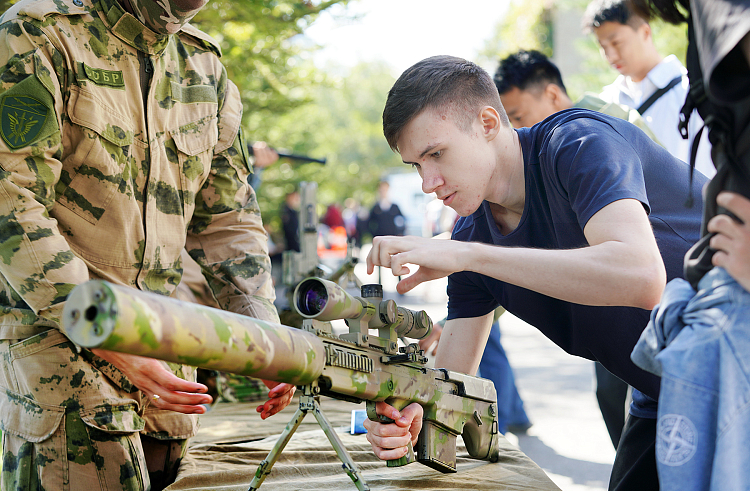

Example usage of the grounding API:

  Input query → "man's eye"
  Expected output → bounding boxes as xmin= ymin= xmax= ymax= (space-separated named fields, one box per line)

xmin=431 ymin=150 xmax=442 ymax=158
xmin=411 ymin=163 xmax=421 ymax=171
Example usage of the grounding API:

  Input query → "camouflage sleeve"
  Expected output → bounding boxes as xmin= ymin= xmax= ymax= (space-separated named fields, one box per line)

xmin=0 ymin=18 xmax=89 ymax=325
xmin=185 ymin=74 xmax=278 ymax=323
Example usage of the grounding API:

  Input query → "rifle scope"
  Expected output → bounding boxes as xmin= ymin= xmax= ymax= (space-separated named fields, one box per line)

xmin=294 ymin=278 xmax=432 ymax=339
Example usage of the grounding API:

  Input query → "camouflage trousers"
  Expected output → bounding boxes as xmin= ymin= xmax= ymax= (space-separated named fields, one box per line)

xmin=0 ymin=329 xmax=198 ymax=490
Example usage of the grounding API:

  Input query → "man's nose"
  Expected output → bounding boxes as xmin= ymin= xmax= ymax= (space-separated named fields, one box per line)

xmin=421 ymin=166 xmax=443 ymax=194
xmin=603 ymin=46 xmax=618 ymax=64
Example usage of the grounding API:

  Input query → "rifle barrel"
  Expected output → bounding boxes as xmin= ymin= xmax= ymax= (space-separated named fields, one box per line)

xmin=248 ymin=144 xmax=326 ymax=165
xmin=62 ymin=280 xmax=326 ymax=385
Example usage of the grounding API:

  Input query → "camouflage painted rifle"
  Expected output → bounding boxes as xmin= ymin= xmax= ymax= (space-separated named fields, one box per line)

xmin=62 ymin=279 xmax=501 ymax=491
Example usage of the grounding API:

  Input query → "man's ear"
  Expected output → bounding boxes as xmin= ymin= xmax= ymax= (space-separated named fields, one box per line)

xmin=544 ymin=83 xmax=570 ymax=112
xmin=638 ymin=22 xmax=652 ymax=43
xmin=479 ymin=106 xmax=501 ymax=141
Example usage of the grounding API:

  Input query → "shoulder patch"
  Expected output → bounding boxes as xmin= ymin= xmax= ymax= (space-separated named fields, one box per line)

xmin=0 ymin=75 xmax=58 ymax=150
xmin=17 ymin=0 xmax=89 ymax=22
xmin=180 ymin=24 xmax=222 ymax=57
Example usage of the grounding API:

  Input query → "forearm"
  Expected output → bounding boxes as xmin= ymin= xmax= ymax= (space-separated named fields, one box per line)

xmin=433 ymin=314 xmax=493 ymax=375
xmin=462 ymin=239 xmax=665 ymax=309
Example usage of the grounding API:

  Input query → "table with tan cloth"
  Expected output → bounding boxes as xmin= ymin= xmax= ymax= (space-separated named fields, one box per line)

xmin=165 ymin=397 xmax=560 ymax=491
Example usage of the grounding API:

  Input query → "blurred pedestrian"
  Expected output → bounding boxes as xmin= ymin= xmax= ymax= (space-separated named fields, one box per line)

xmin=281 ymin=190 xmax=302 ymax=253
xmin=367 ymin=180 xmax=407 ymax=239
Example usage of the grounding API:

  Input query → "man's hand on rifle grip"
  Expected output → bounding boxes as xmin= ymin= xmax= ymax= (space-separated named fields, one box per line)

xmin=363 ymin=401 xmax=423 ymax=461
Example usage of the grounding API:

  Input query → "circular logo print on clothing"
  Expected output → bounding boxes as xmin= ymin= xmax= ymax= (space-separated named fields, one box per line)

xmin=656 ymin=414 xmax=697 ymax=466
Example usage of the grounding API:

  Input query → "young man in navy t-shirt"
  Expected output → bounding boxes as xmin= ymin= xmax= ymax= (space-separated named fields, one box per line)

xmin=362 ymin=55 xmax=706 ymax=491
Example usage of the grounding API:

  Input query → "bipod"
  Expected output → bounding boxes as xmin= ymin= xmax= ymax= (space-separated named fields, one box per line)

xmin=248 ymin=385 xmax=370 ymax=491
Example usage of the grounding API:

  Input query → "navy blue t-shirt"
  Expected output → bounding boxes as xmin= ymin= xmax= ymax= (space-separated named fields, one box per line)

xmin=447 ymin=109 xmax=707 ymax=404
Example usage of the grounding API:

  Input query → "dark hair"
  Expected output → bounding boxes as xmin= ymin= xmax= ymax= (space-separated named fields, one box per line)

xmin=493 ymin=50 xmax=567 ymax=96
xmin=582 ymin=0 xmax=646 ymax=33
xmin=627 ymin=0 xmax=689 ymax=25
xmin=382 ymin=55 xmax=507 ymax=152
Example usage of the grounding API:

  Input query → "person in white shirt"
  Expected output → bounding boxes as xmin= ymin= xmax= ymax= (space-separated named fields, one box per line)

xmin=583 ymin=0 xmax=715 ymax=178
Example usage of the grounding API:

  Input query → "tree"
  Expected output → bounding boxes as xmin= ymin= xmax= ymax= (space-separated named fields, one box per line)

xmin=255 ymin=60 xmax=404 ymax=237
xmin=191 ymin=0 xmax=349 ymax=139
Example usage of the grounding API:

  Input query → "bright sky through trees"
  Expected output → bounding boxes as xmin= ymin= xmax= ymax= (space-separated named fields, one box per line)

xmin=302 ymin=0 xmax=512 ymax=75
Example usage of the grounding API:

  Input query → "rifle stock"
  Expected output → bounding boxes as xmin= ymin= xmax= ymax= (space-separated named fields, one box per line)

xmin=62 ymin=279 xmax=501 ymax=490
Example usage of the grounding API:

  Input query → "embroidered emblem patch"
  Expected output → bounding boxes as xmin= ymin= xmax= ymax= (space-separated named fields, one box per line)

xmin=656 ymin=414 xmax=697 ymax=466
xmin=0 ymin=94 xmax=49 ymax=150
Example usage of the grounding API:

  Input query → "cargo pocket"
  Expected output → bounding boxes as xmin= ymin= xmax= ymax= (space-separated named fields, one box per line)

xmin=0 ymin=387 xmax=66 ymax=489
xmin=78 ymin=404 xmax=148 ymax=491
xmin=56 ymin=85 xmax=133 ymax=224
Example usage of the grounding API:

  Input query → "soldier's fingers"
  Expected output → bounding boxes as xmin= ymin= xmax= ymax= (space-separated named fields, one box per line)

xmin=153 ymin=388 xmax=212 ymax=406
xmin=157 ymin=401 xmax=208 ymax=415
xmin=267 ymin=382 xmax=295 ymax=399
xmin=150 ymin=366 xmax=209 ymax=394
xmin=149 ymin=389 xmax=210 ymax=414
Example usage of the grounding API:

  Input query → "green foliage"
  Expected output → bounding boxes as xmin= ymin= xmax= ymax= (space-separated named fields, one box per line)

xmin=191 ymin=0 xmax=348 ymax=138
xmin=255 ymin=61 xmax=403 ymax=236
xmin=478 ymin=0 xmax=553 ymax=61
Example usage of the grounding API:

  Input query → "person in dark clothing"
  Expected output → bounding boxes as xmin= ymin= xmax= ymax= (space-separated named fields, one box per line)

xmin=367 ymin=181 xmax=407 ymax=239
xmin=280 ymin=190 xmax=301 ymax=253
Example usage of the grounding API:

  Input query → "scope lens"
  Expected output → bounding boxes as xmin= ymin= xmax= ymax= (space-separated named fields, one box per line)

xmin=297 ymin=281 xmax=328 ymax=316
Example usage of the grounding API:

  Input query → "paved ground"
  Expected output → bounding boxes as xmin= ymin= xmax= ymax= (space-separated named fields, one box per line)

xmin=350 ymin=254 xmax=617 ymax=491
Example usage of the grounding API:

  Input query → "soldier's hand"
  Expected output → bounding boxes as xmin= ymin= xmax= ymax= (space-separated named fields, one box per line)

xmin=708 ymin=192 xmax=750 ymax=292
xmin=418 ymin=320 xmax=444 ymax=356
xmin=363 ymin=401 xmax=423 ymax=461
xmin=91 ymin=349 xmax=212 ymax=413
xmin=256 ymin=381 xmax=295 ymax=419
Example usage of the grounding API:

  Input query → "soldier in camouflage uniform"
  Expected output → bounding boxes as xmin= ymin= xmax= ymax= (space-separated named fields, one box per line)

xmin=0 ymin=0 xmax=295 ymax=489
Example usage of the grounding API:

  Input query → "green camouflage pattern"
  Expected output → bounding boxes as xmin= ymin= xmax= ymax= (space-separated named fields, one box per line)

xmin=63 ymin=279 xmax=503 ymax=481
xmin=0 ymin=0 xmax=277 ymax=488
xmin=0 ymin=329 xmax=151 ymax=490
xmin=0 ymin=0 xmax=277 ymax=343
xmin=128 ymin=0 xmax=205 ymax=35
xmin=63 ymin=280 xmax=326 ymax=384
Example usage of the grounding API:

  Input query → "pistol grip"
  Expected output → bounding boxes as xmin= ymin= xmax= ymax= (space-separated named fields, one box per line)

xmin=366 ymin=401 xmax=417 ymax=467
xmin=386 ymin=442 xmax=416 ymax=467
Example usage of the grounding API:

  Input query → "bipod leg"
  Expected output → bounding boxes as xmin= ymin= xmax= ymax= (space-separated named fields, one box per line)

xmin=310 ymin=397 xmax=370 ymax=491
xmin=247 ymin=395 xmax=311 ymax=491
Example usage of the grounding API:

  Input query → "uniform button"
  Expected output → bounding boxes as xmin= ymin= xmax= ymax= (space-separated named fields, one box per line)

xmin=73 ymin=0 xmax=83 ymax=5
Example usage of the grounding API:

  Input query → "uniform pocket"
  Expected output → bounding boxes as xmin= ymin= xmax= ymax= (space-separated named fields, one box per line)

xmin=0 ymin=386 xmax=67 ymax=489
xmin=168 ymin=114 xmax=218 ymax=218
xmin=56 ymin=85 xmax=133 ymax=224
xmin=0 ymin=386 xmax=64 ymax=441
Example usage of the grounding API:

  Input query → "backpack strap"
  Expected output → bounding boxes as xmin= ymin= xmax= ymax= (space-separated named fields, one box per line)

xmin=637 ymin=75 xmax=683 ymax=115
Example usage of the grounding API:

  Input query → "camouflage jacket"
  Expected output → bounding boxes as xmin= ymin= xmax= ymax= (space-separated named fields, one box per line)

xmin=0 ymin=0 xmax=278 ymax=340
